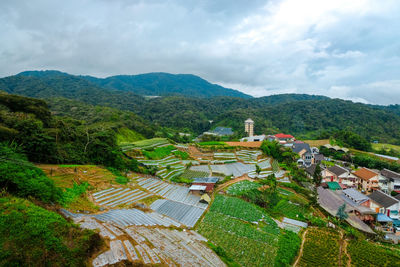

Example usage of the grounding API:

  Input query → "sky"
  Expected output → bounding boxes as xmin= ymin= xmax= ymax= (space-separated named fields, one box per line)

xmin=1 ymin=0 xmax=400 ymax=105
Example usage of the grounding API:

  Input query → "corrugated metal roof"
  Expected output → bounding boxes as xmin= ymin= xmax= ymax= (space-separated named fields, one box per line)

xmin=282 ymin=217 xmax=308 ymax=228
xmin=193 ymin=177 xmax=219 ymax=183
xmin=189 ymin=185 xmax=207 ymax=191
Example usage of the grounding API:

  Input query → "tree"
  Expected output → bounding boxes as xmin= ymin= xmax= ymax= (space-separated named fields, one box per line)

xmin=336 ymin=203 xmax=348 ymax=221
xmin=312 ymin=164 xmax=323 ymax=186
xmin=255 ymin=164 xmax=261 ymax=176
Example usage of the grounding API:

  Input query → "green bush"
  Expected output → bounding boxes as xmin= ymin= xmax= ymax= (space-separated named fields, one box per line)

xmin=275 ymin=230 xmax=301 ymax=266
xmin=115 ymin=176 xmax=130 ymax=184
xmin=0 ymin=144 xmax=63 ymax=203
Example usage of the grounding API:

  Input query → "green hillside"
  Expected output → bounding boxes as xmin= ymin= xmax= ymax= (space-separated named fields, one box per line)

xmin=82 ymin=72 xmax=252 ymax=98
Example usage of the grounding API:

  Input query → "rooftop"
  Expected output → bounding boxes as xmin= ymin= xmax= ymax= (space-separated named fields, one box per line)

xmin=342 ymin=188 xmax=369 ymax=203
xmin=381 ymin=168 xmax=400 ymax=180
xmin=292 ymin=143 xmax=311 ymax=154
xmin=328 ymin=165 xmax=348 ymax=176
xmin=369 ymin=190 xmax=399 ymax=208
xmin=245 ymin=118 xmax=254 ymax=123
xmin=282 ymin=217 xmax=308 ymax=228
xmin=353 ymin=167 xmax=379 ymax=181
xmin=193 ymin=177 xmax=219 ymax=184
xmin=327 ymin=182 xmax=341 ymax=191
xmin=189 ymin=185 xmax=207 ymax=191
xmin=275 ymin=133 xmax=294 ymax=139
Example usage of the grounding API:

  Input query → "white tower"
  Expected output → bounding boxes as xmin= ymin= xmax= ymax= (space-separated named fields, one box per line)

xmin=245 ymin=118 xmax=254 ymax=137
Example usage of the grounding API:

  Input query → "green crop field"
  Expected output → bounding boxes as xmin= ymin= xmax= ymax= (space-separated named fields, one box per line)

xmin=226 ymin=181 xmax=261 ymax=196
xmin=348 ymin=239 xmax=400 ymax=266
xmin=142 ymin=145 xmax=175 ymax=159
xmin=372 ymin=143 xmax=400 ymax=153
xmin=197 ymin=195 xmax=300 ymax=266
xmin=180 ymin=169 xmax=209 ymax=180
xmin=298 ymin=228 xmax=341 ymax=266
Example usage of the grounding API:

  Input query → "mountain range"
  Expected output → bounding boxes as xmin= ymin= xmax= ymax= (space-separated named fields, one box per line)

xmin=1 ymin=70 xmax=400 ymax=143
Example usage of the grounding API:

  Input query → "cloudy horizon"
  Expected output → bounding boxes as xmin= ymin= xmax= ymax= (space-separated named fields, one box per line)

xmin=1 ymin=0 xmax=400 ymax=105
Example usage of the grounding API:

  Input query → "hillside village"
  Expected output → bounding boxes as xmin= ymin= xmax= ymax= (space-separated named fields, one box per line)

xmin=44 ymin=118 xmax=400 ymax=266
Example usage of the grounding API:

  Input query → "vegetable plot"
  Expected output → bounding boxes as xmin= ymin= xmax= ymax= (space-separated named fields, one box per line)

xmin=298 ymin=228 xmax=340 ymax=267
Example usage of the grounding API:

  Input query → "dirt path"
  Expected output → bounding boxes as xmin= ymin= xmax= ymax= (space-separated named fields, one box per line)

xmin=343 ymin=238 xmax=351 ymax=267
xmin=293 ymin=228 xmax=308 ymax=266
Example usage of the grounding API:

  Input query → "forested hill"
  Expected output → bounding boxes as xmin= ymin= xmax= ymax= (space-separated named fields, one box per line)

xmin=133 ymin=96 xmax=400 ymax=143
xmin=81 ymin=72 xmax=252 ymax=98
xmin=13 ymin=70 xmax=251 ymax=98
xmin=1 ymin=70 xmax=400 ymax=143
xmin=0 ymin=71 xmax=146 ymax=110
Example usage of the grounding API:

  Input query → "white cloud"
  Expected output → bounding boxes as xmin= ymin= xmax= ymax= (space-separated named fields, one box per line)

xmin=0 ymin=0 xmax=399 ymax=104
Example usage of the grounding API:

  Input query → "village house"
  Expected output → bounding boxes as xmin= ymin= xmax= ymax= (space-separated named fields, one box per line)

xmin=292 ymin=142 xmax=324 ymax=167
xmin=353 ymin=167 xmax=380 ymax=192
xmin=190 ymin=177 xmax=219 ymax=193
xmin=341 ymin=188 xmax=375 ymax=223
xmin=368 ymin=190 xmax=400 ymax=219
xmin=270 ymin=133 xmax=295 ymax=144
xmin=322 ymin=165 xmax=357 ymax=188
xmin=380 ymin=168 xmax=400 ymax=193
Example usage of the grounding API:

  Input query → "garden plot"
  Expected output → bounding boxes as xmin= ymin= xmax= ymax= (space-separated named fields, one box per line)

xmin=132 ymin=226 xmax=225 ymax=267
xmin=150 ymin=199 xmax=206 ymax=227
xmin=92 ymin=187 xmax=152 ymax=208
xmin=136 ymin=177 xmax=208 ymax=209
xmin=236 ymin=150 xmax=262 ymax=164
xmin=138 ymin=155 xmax=186 ymax=180
xmin=213 ymin=152 xmax=237 ymax=163
xmin=65 ymin=209 xmax=223 ymax=266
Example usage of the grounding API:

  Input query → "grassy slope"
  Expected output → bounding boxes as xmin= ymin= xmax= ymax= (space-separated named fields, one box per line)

xmin=37 ymin=165 xmax=121 ymax=212
xmin=0 ymin=196 xmax=102 ymax=266
xmin=116 ymin=127 xmax=144 ymax=145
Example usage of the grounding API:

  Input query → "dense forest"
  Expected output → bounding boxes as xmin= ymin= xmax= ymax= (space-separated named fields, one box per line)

xmin=81 ymin=72 xmax=251 ymax=98
xmin=0 ymin=92 xmax=147 ymax=168
xmin=1 ymin=70 xmax=400 ymax=144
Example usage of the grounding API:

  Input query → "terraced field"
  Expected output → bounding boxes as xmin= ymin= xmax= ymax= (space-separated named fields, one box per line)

xmin=197 ymin=195 xmax=282 ymax=267
xmin=138 ymin=155 xmax=187 ymax=180
xmin=191 ymin=162 xmax=256 ymax=177
xmin=135 ymin=177 xmax=207 ymax=208
xmin=236 ymin=150 xmax=262 ymax=164
xmin=61 ymin=208 xmax=181 ymax=228
xmin=68 ymin=216 xmax=224 ymax=266
xmin=298 ymin=228 xmax=341 ymax=267
xmin=151 ymin=199 xmax=206 ymax=227
xmin=120 ymin=138 xmax=170 ymax=151
xmin=92 ymin=187 xmax=153 ymax=208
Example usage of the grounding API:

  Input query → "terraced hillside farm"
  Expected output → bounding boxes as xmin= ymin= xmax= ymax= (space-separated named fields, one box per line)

xmin=63 ymin=215 xmax=224 ymax=266
xmin=297 ymin=228 xmax=341 ymax=267
xmin=197 ymin=195 xmax=300 ymax=267
xmin=138 ymin=155 xmax=190 ymax=180
xmin=120 ymin=138 xmax=170 ymax=152
xmin=38 ymin=164 xmax=128 ymax=211
xmin=135 ymin=177 xmax=209 ymax=227
xmin=91 ymin=187 xmax=153 ymax=208
xmin=236 ymin=150 xmax=262 ymax=164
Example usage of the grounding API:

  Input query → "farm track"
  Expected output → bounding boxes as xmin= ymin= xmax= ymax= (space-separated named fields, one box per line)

xmin=343 ymin=238 xmax=351 ymax=267
xmin=293 ymin=228 xmax=309 ymax=266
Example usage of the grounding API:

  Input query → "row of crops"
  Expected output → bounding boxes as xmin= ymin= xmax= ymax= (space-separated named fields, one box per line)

xmin=298 ymin=228 xmax=341 ymax=266
xmin=348 ymin=239 xmax=400 ymax=266
xmin=179 ymin=169 xmax=209 ymax=180
xmin=120 ymin=138 xmax=170 ymax=151
xmin=236 ymin=150 xmax=262 ymax=164
xmin=197 ymin=195 xmax=282 ymax=266
xmin=226 ymin=180 xmax=261 ymax=196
